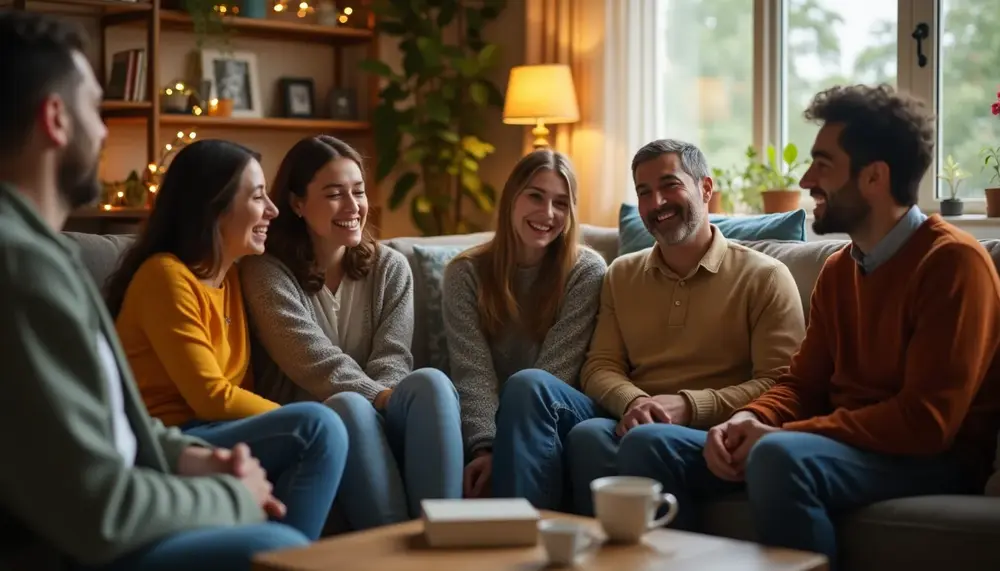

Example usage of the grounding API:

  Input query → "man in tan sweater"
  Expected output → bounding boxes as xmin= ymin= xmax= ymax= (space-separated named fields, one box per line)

xmin=491 ymin=138 xmax=806 ymax=515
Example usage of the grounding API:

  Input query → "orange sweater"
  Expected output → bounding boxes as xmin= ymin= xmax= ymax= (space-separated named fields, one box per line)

xmin=115 ymin=254 xmax=279 ymax=426
xmin=743 ymin=216 xmax=1000 ymax=477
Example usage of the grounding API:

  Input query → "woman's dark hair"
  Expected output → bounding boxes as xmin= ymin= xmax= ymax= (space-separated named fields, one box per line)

xmin=266 ymin=135 xmax=379 ymax=294
xmin=104 ymin=138 xmax=260 ymax=318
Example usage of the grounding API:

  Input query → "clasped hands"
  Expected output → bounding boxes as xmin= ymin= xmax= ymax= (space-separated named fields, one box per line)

xmin=177 ymin=443 xmax=286 ymax=518
xmin=702 ymin=411 xmax=779 ymax=481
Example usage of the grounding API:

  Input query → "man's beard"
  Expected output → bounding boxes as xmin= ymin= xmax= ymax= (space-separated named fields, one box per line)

xmin=811 ymin=178 xmax=871 ymax=235
xmin=644 ymin=199 xmax=702 ymax=246
xmin=57 ymin=113 xmax=102 ymax=210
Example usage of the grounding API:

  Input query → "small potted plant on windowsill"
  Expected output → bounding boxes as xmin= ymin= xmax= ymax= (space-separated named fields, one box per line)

xmin=709 ymin=166 xmax=738 ymax=214
xmin=982 ymin=145 xmax=1000 ymax=217
xmin=937 ymin=154 xmax=967 ymax=216
xmin=742 ymin=143 xmax=809 ymax=213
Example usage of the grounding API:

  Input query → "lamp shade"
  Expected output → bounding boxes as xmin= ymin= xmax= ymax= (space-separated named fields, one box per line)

xmin=502 ymin=64 xmax=580 ymax=125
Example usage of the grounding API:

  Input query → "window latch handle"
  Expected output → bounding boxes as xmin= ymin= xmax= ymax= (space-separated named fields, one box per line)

xmin=912 ymin=22 xmax=929 ymax=68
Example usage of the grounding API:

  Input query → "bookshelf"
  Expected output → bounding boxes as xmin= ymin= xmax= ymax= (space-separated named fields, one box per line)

xmin=8 ymin=0 xmax=381 ymax=234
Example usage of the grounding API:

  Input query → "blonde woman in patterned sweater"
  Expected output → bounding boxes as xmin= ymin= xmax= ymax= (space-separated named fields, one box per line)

xmin=442 ymin=149 xmax=607 ymax=500
xmin=240 ymin=136 xmax=463 ymax=531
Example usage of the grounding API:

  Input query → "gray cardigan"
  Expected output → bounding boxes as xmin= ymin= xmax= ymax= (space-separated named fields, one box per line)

xmin=442 ymin=247 xmax=608 ymax=452
xmin=239 ymin=246 xmax=415 ymax=404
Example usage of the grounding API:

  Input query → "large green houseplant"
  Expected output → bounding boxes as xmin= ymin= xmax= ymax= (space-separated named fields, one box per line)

xmin=361 ymin=0 xmax=507 ymax=235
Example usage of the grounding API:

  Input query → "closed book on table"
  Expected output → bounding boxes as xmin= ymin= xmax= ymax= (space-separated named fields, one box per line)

xmin=421 ymin=498 xmax=541 ymax=548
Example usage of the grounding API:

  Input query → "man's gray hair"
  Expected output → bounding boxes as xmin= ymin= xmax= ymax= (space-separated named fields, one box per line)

xmin=631 ymin=139 xmax=710 ymax=182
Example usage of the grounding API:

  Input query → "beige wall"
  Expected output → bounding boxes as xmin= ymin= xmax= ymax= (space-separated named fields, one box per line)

xmin=76 ymin=4 xmax=526 ymax=238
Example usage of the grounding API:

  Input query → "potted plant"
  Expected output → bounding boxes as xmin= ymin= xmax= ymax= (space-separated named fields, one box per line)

xmin=709 ymin=166 xmax=738 ymax=213
xmin=982 ymin=145 xmax=1000 ymax=217
xmin=759 ymin=143 xmax=808 ymax=213
xmin=737 ymin=144 xmax=807 ymax=213
xmin=361 ymin=0 xmax=507 ymax=236
xmin=937 ymin=154 xmax=967 ymax=216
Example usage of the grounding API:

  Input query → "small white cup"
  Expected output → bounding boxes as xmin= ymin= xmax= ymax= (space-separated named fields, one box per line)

xmin=590 ymin=476 xmax=679 ymax=544
xmin=538 ymin=518 xmax=601 ymax=566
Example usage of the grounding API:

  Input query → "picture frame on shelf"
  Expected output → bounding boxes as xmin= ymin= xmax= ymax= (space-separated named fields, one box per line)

xmin=279 ymin=77 xmax=316 ymax=118
xmin=199 ymin=48 xmax=263 ymax=118
xmin=328 ymin=88 xmax=358 ymax=120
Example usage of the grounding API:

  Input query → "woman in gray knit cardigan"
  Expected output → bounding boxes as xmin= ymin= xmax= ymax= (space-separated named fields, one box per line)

xmin=442 ymin=149 xmax=607 ymax=499
xmin=239 ymin=135 xmax=463 ymax=530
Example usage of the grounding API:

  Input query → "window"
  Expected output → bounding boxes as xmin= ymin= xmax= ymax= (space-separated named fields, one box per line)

xmin=650 ymin=0 xmax=1000 ymax=215
xmin=655 ymin=0 xmax=755 ymax=192
xmin=783 ymin=0 xmax=899 ymax=164
xmin=932 ymin=0 xmax=1000 ymax=200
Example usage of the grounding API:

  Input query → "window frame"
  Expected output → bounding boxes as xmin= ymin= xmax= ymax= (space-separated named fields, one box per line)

xmin=751 ymin=0 xmax=961 ymax=215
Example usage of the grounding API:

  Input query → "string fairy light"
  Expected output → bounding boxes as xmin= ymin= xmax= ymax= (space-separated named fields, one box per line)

xmin=143 ymin=129 xmax=198 ymax=206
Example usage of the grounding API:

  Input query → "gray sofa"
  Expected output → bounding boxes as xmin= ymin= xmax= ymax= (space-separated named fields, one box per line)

xmin=64 ymin=225 xmax=1000 ymax=571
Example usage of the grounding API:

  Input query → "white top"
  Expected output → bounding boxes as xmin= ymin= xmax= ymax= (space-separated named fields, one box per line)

xmin=311 ymin=277 xmax=371 ymax=367
xmin=97 ymin=332 xmax=137 ymax=467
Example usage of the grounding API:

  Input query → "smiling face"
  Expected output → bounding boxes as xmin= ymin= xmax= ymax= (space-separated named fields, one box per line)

xmin=510 ymin=169 xmax=571 ymax=261
xmin=217 ymin=158 xmax=277 ymax=260
xmin=293 ymin=157 xmax=367 ymax=249
xmin=634 ymin=152 xmax=710 ymax=246
xmin=800 ymin=123 xmax=871 ymax=235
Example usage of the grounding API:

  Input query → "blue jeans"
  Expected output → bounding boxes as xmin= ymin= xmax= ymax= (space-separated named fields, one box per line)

xmin=617 ymin=424 xmax=980 ymax=570
xmin=565 ymin=418 xmax=621 ymax=515
xmin=182 ymin=402 xmax=348 ymax=541
xmin=492 ymin=369 xmax=611 ymax=510
xmin=85 ymin=523 xmax=309 ymax=571
xmin=325 ymin=368 xmax=463 ymax=529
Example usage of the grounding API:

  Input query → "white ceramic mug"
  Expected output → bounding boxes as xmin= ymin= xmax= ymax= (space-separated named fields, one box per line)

xmin=538 ymin=518 xmax=601 ymax=566
xmin=590 ymin=476 xmax=679 ymax=544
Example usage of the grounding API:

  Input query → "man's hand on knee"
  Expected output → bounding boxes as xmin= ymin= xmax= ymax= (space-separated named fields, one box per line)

xmin=616 ymin=396 xmax=672 ymax=436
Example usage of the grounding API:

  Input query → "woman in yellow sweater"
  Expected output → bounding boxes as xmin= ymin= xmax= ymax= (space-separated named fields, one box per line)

xmin=103 ymin=139 xmax=349 ymax=542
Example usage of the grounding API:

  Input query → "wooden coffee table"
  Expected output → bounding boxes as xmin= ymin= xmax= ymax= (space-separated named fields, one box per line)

xmin=252 ymin=511 xmax=828 ymax=570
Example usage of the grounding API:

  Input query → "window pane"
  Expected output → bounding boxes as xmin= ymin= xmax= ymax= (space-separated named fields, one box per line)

xmin=784 ymin=0 xmax=898 ymax=187
xmin=938 ymin=0 xmax=1000 ymax=200
xmin=658 ymin=0 xmax=754 ymax=210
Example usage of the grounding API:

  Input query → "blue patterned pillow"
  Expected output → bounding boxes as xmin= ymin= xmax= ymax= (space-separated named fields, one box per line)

xmin=618 ymin=203 xmax=806 ymax=256
xmin=411 ymin=245 xmax=469 ymax=374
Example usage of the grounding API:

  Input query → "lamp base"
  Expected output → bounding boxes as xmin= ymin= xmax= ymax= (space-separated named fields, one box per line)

xmin=531 ymin=121 xmax=550 ymax=149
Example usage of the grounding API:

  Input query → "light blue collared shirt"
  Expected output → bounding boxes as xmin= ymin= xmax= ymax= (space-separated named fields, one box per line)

xmin=849 ymin=205 xmax=928 ymax=275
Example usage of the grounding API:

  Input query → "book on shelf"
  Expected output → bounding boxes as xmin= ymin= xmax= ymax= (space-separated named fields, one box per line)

xmin=105 ymin=48 xmax=147 ymax=102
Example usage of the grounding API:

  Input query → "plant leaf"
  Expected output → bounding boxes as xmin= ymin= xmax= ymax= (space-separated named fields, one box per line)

xmin=410 ymin=195 xmax=439 ymax=236
xmin=477 ymin=44 xmax=499 ymax=68
xmin=470 ymin=82 xmax=489 ymax=106
xmin=416 ymin=36 xmax=442 ymax=69
xmin=426 ymin=93 xmax=450 ymax=123
xmin=359 ymin=59 xmax=394 ymax=78
xmin=390 ymin=172 xmax=419 ymax=210
xmin=461 ymin=135 xmax=495 ymax=159
xmin=782 ymin=143 xmax=798 ymax=165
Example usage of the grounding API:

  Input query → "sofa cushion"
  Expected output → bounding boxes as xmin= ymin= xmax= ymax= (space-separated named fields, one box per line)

xmin=618 ymin=203 xmax=807 ymax=257
xmin=410 ymin=245 xmax=469 ymax=373
xmin=62 ymin=231 xmax=135 ymax=294
xmin=701 ymin=493 xmax=1000 ymax=571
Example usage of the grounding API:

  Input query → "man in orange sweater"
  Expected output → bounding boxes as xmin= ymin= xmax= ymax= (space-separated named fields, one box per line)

xmin=617 ymin=84 xmax=1000 ymax=569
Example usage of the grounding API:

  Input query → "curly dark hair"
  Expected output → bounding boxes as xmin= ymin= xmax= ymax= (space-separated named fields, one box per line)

xmin=804 ymin=83 xmax=935 ymax=206
xmin=266 ymin=135 xmax=379 ymax=294
xmin=0 ymin=11 xmax=87 ymax=155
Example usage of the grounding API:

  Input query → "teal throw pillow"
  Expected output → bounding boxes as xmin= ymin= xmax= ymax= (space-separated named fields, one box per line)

xmin=411 ymin=245 xmax=469 ymax=375
xmin=618 ymin=203 xmax=806 ymax=256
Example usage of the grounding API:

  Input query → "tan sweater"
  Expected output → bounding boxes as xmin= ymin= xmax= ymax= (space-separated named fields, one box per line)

xmin=580 ymin=227 xmax=806 ymax=427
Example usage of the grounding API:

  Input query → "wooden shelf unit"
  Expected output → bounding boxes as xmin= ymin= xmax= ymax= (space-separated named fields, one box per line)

xmin=11 ymin=1 xmax=382 ymax=234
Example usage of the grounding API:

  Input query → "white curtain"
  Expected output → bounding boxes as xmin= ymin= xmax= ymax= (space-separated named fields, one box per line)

xmin=525 ymin=0 xmax=664 ymax=226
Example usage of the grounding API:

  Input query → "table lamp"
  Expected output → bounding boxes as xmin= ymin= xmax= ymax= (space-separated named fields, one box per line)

xmin=502 ymin=64 xmax=580 ymax=149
